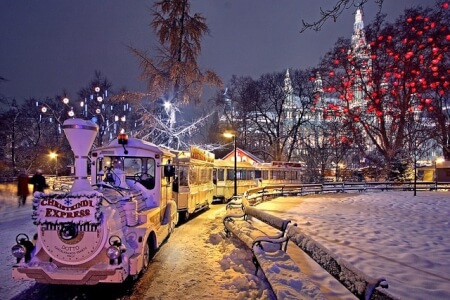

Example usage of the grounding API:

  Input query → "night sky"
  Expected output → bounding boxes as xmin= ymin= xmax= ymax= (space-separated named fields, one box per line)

xmin=0 ymin=0 xmax=436 ymax=102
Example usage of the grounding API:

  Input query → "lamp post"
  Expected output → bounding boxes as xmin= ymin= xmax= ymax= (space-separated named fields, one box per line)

xmin=49 ymin=152 xmax=58 ymax=187
xmin=413 ymin=148 xmax=417 ymax=196
xmin=224 ymin=132 xmax=237 ymax=197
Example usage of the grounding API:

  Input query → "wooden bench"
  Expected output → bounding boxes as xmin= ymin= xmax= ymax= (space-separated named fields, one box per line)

xmin=252 ymin=234 xmax=325 ymax=299
xmin=244 ymin=185 xmax=287 ymax=205
xmin=223 ymin=203 xmax=325 ymax=299
xmin=223 ymin=204 xmax=291 ymax=248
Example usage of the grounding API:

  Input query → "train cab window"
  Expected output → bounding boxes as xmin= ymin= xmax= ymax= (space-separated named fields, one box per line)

xmin=99 ymin=157 xmax=125 ymax=184
xmin=122 ymin=158 xmax=156 ymax=190
xmin=139 ymin=158 xmax=156 ymax=189
xmin=96 ymin=156 xmax=157 ymax=189
xmin=124 ymin=158 xmax=142 ymax=175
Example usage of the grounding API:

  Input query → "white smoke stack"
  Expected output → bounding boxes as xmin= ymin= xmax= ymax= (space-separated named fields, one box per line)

xmin=63 ymin=118 xmax=99 ymax=193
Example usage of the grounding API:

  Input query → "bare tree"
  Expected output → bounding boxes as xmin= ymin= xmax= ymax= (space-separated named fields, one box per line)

xmin=218 ymin=70 xmax=314 ymax=161
xmin=300 ymin=0 xmax=384 ymax=32
xmin=77 ymin=71 xmax=137 ymax=147
xmin=0 ymin=98 xmax=21 ymax=175
xmin=0 ymin=96 xmax=72 ymax=176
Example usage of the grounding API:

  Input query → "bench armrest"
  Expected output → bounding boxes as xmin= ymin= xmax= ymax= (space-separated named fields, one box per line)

xmin=226 ymin=201 xmax=243 ymax=210
xmin=252 ymin=235 xmax=289 ymax=252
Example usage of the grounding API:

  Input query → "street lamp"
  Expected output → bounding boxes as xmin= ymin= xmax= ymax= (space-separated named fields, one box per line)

xmin=49 ymin=152 xmax=58 ymax=182
xmin=224 ymin=132 xmax=237 ymax=197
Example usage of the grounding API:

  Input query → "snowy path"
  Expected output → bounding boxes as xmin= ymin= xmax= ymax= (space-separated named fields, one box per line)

xmin=125 ymin=205 xmax=276 ymax=300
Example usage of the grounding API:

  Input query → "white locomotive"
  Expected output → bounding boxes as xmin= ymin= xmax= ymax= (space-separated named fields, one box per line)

xmin=11 ymin=118 xmax=178 ymax=285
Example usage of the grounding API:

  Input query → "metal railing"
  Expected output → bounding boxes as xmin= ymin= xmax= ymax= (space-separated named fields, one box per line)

xmin=243 ymin=181 xmax=450 ymax=204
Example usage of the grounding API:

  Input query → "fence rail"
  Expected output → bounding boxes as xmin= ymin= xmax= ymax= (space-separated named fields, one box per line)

xmin=244 ymin=181 xmax=450 ymax=204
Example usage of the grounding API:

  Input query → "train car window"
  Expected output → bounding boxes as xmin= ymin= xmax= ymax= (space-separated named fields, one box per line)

xmin=201 ymin=167 xmax=208 ymax=184
xmin=208 ymin=169 xmax=213 ymax=183
xmin=227 ymin=168 xmax=235 ymax=180
xmin=217 ymin=168 xmax=225 ymax=181
xmin=179 ymin=166 xmax=188 ymax=186
xmin=255 ymin=170 xmax=262 ymax=179
xmin=271 ymin=170 xmax=277 ymax=180
xmin=189 ymin=165 xmax=197 ymax=185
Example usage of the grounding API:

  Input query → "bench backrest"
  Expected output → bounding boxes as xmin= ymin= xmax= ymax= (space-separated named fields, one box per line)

xmin=245 ymin=206 xmax=290 ymax=232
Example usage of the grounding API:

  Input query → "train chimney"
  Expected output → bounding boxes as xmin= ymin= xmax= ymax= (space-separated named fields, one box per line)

xmin=63 ymin=118 xmax=99 ymax=193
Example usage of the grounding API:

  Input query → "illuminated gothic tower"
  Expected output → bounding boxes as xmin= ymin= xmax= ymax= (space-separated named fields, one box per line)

xmin=283 ymin=69 xmax=296 ymax=130
xmin=348 ymin=7 xmax=372 ymax=109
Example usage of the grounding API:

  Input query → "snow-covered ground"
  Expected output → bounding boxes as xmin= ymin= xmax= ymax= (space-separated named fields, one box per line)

xmin=1 ymin=183 xmax=449 ymax=299
xmin=256 ymin=191 xmax=450 ymax=300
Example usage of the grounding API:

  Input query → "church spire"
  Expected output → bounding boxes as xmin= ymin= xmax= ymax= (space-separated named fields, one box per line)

xmin=283 ymin=69 xmax=293 ymax=96
xmin=351 ymin=7 xmax=367 ymax=52
xmin=348 ymin=6 xmax=371 ymax=109
xmin=283 ymin=68 xmax=296 ymax=130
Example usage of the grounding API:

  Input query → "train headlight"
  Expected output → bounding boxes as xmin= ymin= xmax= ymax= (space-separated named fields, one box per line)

xmin=12 ymin=233 xmax=35 ymax=263
xmin=106 ymin=246 xmax=121 ymax=260
xmin=107 ymin=235 xmax=123 ymax=264
xmin=11 ymin=244 xmax=26 ymax=259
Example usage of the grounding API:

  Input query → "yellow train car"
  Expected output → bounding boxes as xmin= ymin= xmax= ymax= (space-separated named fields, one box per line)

xmin=171 ymin=147 xmax=215 ymax=222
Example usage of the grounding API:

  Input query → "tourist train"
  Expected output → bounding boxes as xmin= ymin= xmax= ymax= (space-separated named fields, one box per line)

xmin=11 ymin=118 xmax=178 ymax=285
xmin=11 ymin=118 xmax=303 ymax=285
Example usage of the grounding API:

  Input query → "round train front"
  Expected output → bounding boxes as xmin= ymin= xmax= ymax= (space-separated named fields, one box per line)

xmin=35 ymin=192 xmax=107 ymax=266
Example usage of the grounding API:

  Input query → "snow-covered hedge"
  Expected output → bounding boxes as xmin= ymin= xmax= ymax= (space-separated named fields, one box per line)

xmin=287 ymin=226 xmax=399 ymax=300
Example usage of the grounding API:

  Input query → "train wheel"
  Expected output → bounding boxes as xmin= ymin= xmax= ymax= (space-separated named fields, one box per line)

xmin=183 ymin=211 xmax=190 ymax=222
xmin=141 ymin=241 xmax=151 ymax=273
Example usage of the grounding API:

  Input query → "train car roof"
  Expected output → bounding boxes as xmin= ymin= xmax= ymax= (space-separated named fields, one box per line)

xmin=171 ymin=147 xmax=215 ymax=163
xmin=214 ymin=159 xmax=255 ymax=168
xmin=93 ymin=138 xmax=174 ymax=157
